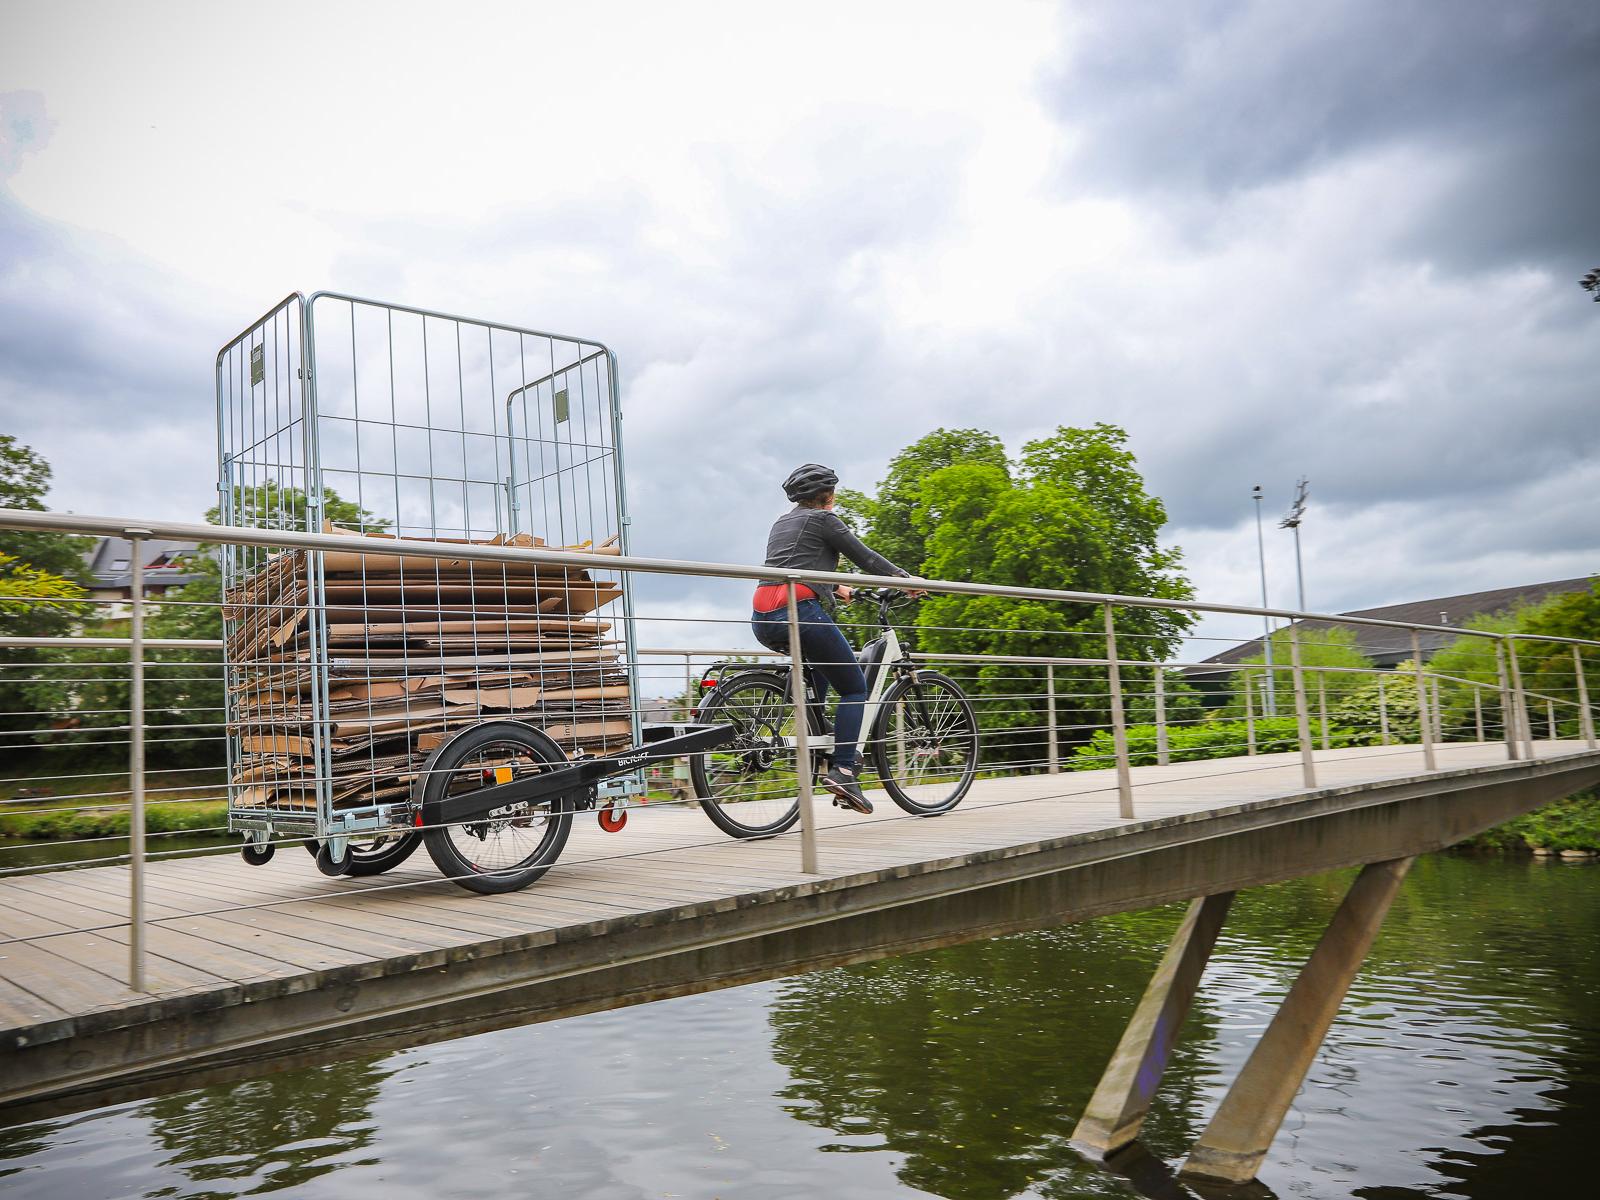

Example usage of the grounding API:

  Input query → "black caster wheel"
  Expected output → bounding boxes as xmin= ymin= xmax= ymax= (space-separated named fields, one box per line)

xmin=303 ymin=833 xmax=422 ymax=876
xmin=315 ymin=842 xmax=353 ymax=877
xmin=241 ymin=842 xmax=275 ymax=866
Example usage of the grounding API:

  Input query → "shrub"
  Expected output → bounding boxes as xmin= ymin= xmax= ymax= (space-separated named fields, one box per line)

xmin=1068 ymin=716 xmax=1367 ymax=769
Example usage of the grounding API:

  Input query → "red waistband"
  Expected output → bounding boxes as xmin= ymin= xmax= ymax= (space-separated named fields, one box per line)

xmin=753 ymin=583 xmax=816 ymax=611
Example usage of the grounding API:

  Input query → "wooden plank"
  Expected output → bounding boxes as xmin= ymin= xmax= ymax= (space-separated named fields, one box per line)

xmin=33 ymin=929 xmax=233 ymax=996
xmin=0 ymin=939 xmax=137 ymax=1014
xmin=0 ymin=973 xmax=68 ymax=1027
xmin=191 ymin=897 xmax=466 ymax=960
xmin=76 ymin=866 xmax=502 ymax=956
xmin=29 ymin=864 xmax=468 ymax=958
xmin=169 ymin=912 xmax=405 ymax=974
xmin=0 ymin=877 xmax=165 ymax=934
xmin=0 ymin=900 xmax=78 ymax=941
xmin=92 ymin=921 xmax=310 ymax=988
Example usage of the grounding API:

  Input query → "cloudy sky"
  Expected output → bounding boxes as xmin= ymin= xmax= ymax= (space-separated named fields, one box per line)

xmin=2 ymin=1 xmax=1596 ymax=656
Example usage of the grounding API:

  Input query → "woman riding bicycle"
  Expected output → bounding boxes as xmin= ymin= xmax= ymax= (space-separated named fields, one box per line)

xmin=751 ymin=463 xmax=920 ymax=814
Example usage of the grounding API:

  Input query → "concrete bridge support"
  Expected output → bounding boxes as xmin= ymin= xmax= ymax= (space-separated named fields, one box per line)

xmin=1179 ymin=856 xmax=1415 ymax=1186
xmin=1071 ymin=891 xmax=1236 ymax=1155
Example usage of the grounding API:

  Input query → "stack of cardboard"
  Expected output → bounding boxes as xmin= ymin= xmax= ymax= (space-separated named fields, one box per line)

xmin=225 ymin=531 xmax=631 ymax=811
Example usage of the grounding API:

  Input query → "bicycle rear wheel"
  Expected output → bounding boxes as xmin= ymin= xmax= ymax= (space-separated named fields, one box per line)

xmin=691 ymin=674 xmax=812 ymax=838
xmin=870 ymin=671 xmax=979 ymax=815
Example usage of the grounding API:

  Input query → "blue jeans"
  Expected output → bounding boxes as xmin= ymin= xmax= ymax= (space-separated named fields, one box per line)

xmin=751 ymin=598 xmax=868 ymax=769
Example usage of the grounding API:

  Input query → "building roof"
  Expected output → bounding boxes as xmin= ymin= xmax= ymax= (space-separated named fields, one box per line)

xmin=1188 ymin=576 xmax=1596 ymax=675
xmin=84 ymin=536 xmax=209 ymax=592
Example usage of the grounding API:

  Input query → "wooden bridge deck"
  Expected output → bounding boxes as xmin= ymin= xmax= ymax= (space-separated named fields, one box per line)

xmin=4 ymin=739 xmax=1599 ymax=1117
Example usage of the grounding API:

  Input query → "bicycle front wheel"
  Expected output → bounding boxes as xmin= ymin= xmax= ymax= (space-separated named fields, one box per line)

xmin=870 ymin=671 xmax=980 ymax=815
xmin=690 ymin=674 xmax=810 ymax=838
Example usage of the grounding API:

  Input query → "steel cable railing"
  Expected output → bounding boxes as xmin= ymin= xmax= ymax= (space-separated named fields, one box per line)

xmin=1 ymin=505 xmax=1597 ymax=993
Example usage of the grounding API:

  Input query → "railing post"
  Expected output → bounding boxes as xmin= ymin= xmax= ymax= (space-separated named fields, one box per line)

xmin=1104 ymin=603 xmax=1134 ymax=818
xmin=1495 ymin=641 xmax=1519 ymax=760
xmin=1431 ymin=677 xmax=1443 ymax=744
xmin=1243 ymin=673 xmax=1256 ymax=756
xmin=1575 ymin=645 xmax=1596 ymax=749
xmin=1046 ymin=663 xmax=1060 ymax=774
xmin=1378 ymin=672 xmax=1390 ymax=745
xmin=785 ymin=582 xmax=818 ymax=874
xmin=1473 ymin=685 xmax=1484 ymax=743
xmin=1154 ymin=665 xmax=1170 ymax=766
xmin=1288 ymin=626 xmax=1316 ymax=788
xmin=1507 ymin=637 xmax=1535 ymax=759
xmin=1412 ymin=631 xmax=1436 ymax=771
xmin=1316 ymin=671 xmax=1330 ymax=751
xmin=1547 ymin=698 xmax=1557 ymax=741
xmin=684 ymin=653 xmax=694 ymax=717
xmin=128 ymin=533 xmax=148 ymax=992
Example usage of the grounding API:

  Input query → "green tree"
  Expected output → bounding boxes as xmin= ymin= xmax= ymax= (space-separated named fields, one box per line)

xmin=22 ymin=483 xmax=385 ymax=769
xmin=1425 ymin=582 xmax=1600 ymax=740
xmin=0 ymin=438 xmax=94 ymax=740
xmin=835 ymin=428 xmax=1010 ymax=571
xmin=1220 ymin=626 xmax=1374 ymax=722
xmin=883 ymin=424 xmax=1194 ymax=765
xmin=1330 ymin=663 xmax=1422 ymax=743
xmin=0 ymin=434 xmax=91 ymax=582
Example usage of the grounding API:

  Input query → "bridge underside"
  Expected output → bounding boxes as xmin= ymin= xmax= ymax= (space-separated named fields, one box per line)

xmin=3 ymin=742 xmax=1597 ymax=1122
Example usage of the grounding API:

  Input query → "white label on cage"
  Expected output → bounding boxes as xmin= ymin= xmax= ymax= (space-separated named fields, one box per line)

xmin=554 ymin=388 xmax=570 ymax=424
xmin=249 ymin=344 xmax=265 ymax=386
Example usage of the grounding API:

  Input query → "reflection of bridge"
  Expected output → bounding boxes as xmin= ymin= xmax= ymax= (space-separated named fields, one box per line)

xmin=2 ymin=508 xmax=1598 ymax=1187
xmin=5 ymin=740 xmax=1599 ymax=1183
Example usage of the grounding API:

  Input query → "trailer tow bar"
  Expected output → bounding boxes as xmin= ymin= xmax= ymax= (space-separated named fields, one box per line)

xmin=420 ymin=721 xmax=735 ymax=832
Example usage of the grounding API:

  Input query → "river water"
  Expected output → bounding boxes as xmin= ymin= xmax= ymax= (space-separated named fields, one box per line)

xmin=1 ymin=852 xmax=1595 ymax=1199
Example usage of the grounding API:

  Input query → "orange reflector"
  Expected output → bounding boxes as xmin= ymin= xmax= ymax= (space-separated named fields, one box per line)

xmin=493 ymin=766 xmax=513 ymax=785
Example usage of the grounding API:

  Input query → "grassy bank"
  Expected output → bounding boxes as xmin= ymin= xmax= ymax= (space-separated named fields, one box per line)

xmin=0 ymin=800 xmax=228 ymax=839
xmin=0 ymin=759 xmax=229 ymax=839
xmin=1459 ymin=789 xmax=1600 ymax=855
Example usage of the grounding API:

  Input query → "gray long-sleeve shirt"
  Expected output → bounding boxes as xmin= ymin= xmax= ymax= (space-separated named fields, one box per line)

xmin=759 ymin=507 xmax=909 ymax=611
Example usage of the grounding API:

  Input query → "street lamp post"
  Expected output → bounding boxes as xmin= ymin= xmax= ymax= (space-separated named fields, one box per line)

xmin=1253 ymin=486 xmax=1277 ymax=717
xmin=1279 ymin=477 xmax=1309 ymax=612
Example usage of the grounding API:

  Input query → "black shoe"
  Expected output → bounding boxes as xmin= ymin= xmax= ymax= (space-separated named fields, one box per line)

xmin=823 ymin=766 xmax=873 ymax=814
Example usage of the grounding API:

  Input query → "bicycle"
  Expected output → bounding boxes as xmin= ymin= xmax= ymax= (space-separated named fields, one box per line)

xmin=689 ymin=588 xmax=981 ymax=838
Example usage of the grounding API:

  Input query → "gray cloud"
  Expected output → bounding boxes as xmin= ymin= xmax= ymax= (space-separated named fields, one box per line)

xmin=1046 ymin=0 xmax=1600 ymax=273
xmin=1 ymin=8 xmax=1595 ymax=661
xmin=0 ymin=190 xmax=223 ymax=521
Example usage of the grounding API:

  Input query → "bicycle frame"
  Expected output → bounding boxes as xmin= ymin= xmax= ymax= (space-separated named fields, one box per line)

xmin=705 ymin=592 xmax=930 ymax=754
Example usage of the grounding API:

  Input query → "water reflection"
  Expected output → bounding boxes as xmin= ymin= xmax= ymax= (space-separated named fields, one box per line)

xmin=769 ymin=908 xmax=1219 ymax=1198
xmin=0 ymin=856 xmax=1594 ymax=1198
xmin=769 ymin=856 xmax=1599 ymax=1198
xmin=137 ymin=1057 xmax=394 ymax=1196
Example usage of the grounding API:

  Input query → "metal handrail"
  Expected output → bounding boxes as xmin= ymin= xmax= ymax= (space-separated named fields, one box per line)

xmin=4 ymin=505 xmax=1597 ymax=991
xmin=0 ymin=507 xmax=1560 ymax=640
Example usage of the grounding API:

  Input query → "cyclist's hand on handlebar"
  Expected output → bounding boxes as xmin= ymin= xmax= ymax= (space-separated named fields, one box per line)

xmin=836 ymin=584 xmax=854 ymax=604
xmin=903 ymin=588 xmax=928 ymax=600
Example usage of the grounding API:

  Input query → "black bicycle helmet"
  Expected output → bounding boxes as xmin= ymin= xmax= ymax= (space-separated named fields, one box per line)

xmin=782 ymin=463 xmax=839 ymax=502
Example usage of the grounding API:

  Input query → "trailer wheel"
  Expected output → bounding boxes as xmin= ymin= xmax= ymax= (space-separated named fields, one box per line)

xmin=241 ymin=841 xmax=275 ymax=866
xmin=302 ymin=833 xmax=422 ymax=876
xmin=315 ymin=841 xmax=353 ymax=877
xmin=419 ymin=721 xmax=575 ymax=894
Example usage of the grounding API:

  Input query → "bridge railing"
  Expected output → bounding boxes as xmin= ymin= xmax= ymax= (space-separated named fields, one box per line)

xmin=1 ymin=507 xmax=1597 ymax=990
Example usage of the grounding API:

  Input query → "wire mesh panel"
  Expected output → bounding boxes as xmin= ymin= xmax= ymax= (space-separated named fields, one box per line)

xmin=216 ymin=292 xmax=638 ymax=843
